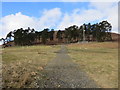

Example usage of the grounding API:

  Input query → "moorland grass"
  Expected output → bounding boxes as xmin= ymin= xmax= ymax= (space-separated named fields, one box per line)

xmin=67 ymin=42 xmax=118 ymax=88
xmin=2 ymin=45 xmax=60 ymax=88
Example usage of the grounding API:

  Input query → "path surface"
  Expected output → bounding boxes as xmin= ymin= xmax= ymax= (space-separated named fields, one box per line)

xmin=38 ymin=45 xmax=99 ymax=88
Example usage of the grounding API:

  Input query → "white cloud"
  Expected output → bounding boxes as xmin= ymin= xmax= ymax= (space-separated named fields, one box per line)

xmin=57 ymin=13 xmax=73 ymax=30
xmin=38 ymin=8 xmax=62 ymax=29
xmin=0 ymin=8 xmax=62 ymax=38
xmin=0 ymin=2 xmax=118 ymax=39
xmin=57 ymin=2 xmax=118 ymax=33
xmin=0 ymin=12 xmax=36 ymax=38
xmin=89 ymin=2 xmax=118 ymax=33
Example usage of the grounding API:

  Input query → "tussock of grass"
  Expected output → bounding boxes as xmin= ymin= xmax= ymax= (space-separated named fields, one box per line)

xmin=2 ymin=45 xmax=60 ymax=88
xmin=67 ymin=42 xmax=118 ymax=88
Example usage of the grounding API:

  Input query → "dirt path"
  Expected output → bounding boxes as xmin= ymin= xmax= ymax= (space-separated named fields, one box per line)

xmin=38 ymin=45 xmax=99 ymax=88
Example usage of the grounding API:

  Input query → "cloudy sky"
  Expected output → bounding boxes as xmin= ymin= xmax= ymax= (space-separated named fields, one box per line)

xmin=0 ymin=1 xmax=118 ymax=40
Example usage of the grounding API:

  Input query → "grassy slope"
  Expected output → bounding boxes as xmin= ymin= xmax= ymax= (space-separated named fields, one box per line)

xmin=67 ymin=42 xmax=118 ymax=88
xmin=2 ymin=45 xmax=60 ymax=88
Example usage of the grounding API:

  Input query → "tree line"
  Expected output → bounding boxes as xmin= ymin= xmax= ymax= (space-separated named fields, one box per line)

xmin=0 ymin=20 xmax=112 ymax=46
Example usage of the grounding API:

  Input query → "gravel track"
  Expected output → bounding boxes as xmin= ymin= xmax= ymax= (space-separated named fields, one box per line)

xmin=38 ymin=45 xmax=99 ymax=88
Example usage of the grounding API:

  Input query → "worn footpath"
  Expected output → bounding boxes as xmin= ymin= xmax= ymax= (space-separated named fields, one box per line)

xmin=38 ymin=45 xmax=99 ymax=88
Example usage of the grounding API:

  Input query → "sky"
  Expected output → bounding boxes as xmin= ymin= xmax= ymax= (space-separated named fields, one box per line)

xmin=0 ymin=1 xmax=119 ymax=42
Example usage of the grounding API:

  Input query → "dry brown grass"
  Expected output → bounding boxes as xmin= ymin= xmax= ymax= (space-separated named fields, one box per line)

xmin=2 ymin=45 xmax=60 ymax=88
xmin=67 ymin=42 xmax=118 ymax=88
xmin=68 ymin=42 xmax=118 ymax=49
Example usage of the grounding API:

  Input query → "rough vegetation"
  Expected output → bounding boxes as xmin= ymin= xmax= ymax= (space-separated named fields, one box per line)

xmin=67 ymin=42 xmax=118 ymax=88
xmin=2 ymin=42 xmax=118 ymax=88
xmin=2 ymin=45 xmax=60 ymax=88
